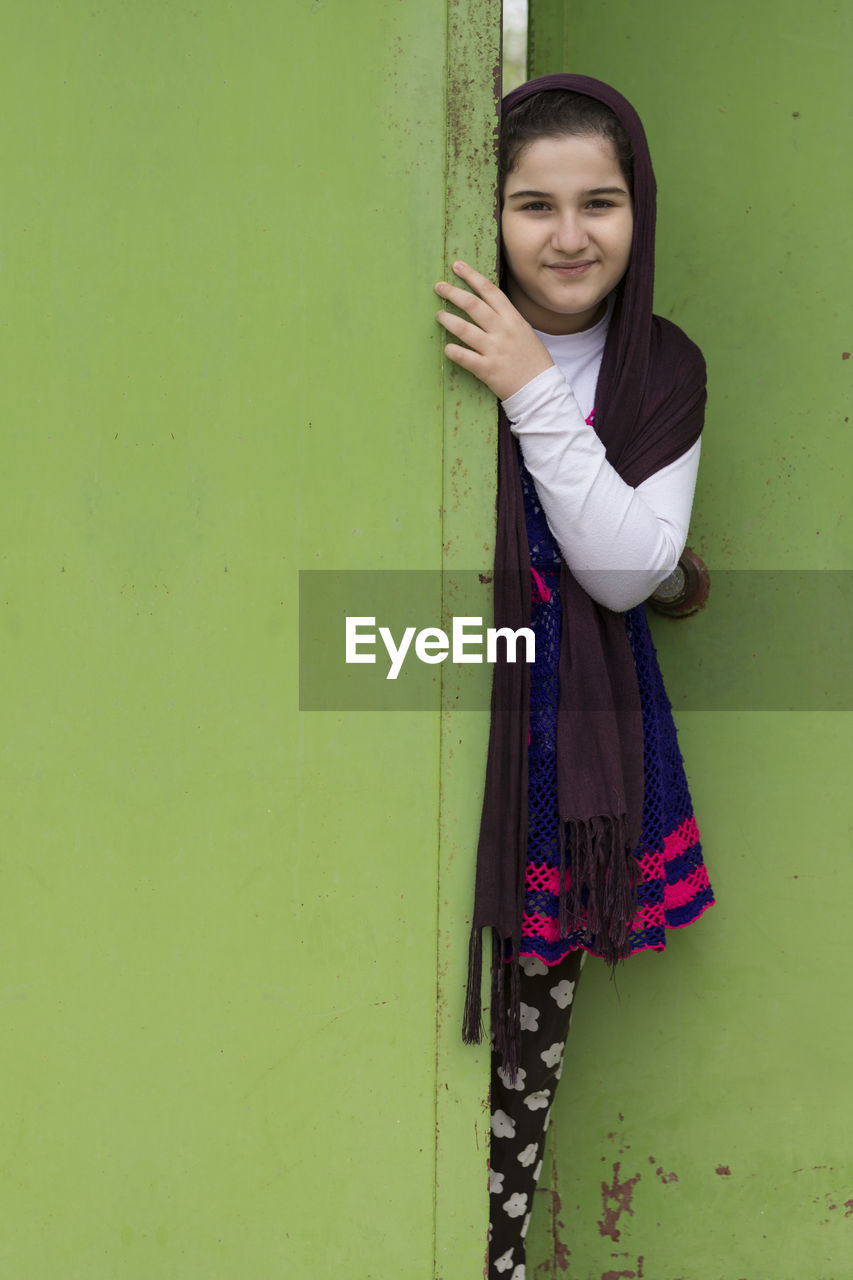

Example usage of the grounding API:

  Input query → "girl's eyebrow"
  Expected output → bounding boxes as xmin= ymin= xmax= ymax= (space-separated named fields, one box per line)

xmin=505 ymin=185 xmax=629 ymax=200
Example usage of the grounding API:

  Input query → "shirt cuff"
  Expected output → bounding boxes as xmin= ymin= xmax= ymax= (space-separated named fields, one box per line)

xmin=500 ymin=363 xmax=567 ymax=422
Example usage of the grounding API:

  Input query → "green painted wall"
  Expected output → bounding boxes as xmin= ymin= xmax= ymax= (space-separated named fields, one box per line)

xmin=526 ymin=3 xmax=852 ymax=1278
xmin=0 ymin=3 xmax=498 ymax=1276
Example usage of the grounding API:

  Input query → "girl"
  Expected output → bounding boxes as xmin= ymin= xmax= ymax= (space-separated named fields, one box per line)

xmin=435 ymin=75 xmax=714 ymax=1277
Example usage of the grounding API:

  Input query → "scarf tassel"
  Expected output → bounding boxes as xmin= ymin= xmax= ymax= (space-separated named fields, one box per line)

xmin=462 ymin=924 xmax=485 ymax=1045
xmin=490 ymin=934 xmax=522 ymax=1082
xmin=560 ymin=816 xmax=641 ymax=966
xmin=463 ymin=926 xmax=523 ymax=1082
xmin=471 ymin=820 xmax=640 ymax=1076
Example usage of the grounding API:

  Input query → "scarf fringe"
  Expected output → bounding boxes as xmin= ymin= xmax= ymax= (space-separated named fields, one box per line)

xmin=462 ymin=924 xmax=485 ymax=1045
xmin=562 ymin=815 xmax=641 ymax=965
xmin=490 ymin=933 xmax=522 ymax=1082
xmin=462 ymin=929 xmax=524 ymax=1083
xmin=466 ymin=821 xmax=639 ymax=1073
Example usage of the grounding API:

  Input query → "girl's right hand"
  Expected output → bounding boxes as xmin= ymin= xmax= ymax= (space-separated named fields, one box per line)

xmin=435 ymin=261 xmax=554 ymax=402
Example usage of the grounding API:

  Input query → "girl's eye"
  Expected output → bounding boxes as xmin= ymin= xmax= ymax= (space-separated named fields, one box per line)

xmin=586 ymin=200 xmax=614 ymax=210
xmin=522 ymin=201 xmax=550 ymax=212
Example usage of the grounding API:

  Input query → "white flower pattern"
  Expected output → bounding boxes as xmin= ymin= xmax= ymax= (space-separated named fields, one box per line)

xmin=550 ymin=979 xmax=575 ymax=1009
xmin=539 ymin=1041 xmax=564 ymax=1069
xmin=496 ymin=1064 xmax=527 ymax=1092
xmin=488 ymin=952 xmax=584 ymax=1279
xmin=519 ymin=1002 xmax=540 ymax=1032
xmin=491 ymin=1109 xmax=516 ymax=1140
xmin=503 ymin=1191 xmax=528 ymax=1218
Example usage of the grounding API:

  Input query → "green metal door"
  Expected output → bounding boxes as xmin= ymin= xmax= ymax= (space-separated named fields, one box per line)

xmin=0 ymin=4 xmax=498 ymax=1276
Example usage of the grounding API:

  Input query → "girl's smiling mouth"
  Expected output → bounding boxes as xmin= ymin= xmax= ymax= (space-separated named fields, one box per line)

xmin=546 ymin=260 xmax=597 ymax=274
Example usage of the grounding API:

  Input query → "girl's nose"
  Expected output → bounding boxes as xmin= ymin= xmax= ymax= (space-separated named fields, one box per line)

xmin=551 ymin=214 xmax=589 ymax=254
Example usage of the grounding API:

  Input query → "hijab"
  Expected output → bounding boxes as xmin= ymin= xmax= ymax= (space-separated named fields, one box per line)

xmin=463 ymin=75 xmax=707 ymax=1074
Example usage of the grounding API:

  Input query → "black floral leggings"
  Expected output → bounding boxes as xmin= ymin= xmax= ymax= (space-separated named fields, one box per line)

xmin=488 ymin=948 xmax=585 ymax=1278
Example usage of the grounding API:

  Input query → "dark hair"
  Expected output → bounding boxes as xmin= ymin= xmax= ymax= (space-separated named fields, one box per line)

xmin=499 ymin=89 xmax=634 ymax=197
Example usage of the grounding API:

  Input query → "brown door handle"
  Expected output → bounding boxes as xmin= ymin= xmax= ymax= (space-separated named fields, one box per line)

xmin=649 ymin=547 xmax=710 ymax=618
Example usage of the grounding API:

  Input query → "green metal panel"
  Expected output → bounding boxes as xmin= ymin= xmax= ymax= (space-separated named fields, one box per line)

xmin=525 ymin=2 xmax=853 ymax=1277
xmin=435 ymin=9 xmax=502 ymax=1276
xmin=0 ymin=3 xmax=498 ymax=1276
xmin=527 ymin=0 xmax=572 ymax=81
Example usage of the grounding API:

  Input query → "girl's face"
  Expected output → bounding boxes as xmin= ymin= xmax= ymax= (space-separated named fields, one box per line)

xmin=501 ymin=133 xmax=634 ymax=335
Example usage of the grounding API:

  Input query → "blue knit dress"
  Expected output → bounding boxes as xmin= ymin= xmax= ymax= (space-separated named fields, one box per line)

xmin=520 ymin=455 xmax=714 ymax=964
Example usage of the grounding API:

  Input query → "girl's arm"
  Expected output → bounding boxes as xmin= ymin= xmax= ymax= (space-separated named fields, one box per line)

xmin=435 ymin=262 xmax=700 ymax=613
xmin=503 ymin=364 xmax=699 ymax=612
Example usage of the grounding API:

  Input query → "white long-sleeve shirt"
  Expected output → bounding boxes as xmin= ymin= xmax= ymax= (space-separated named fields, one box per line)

xmin=501 ymin=310 xmax=700 ymax=613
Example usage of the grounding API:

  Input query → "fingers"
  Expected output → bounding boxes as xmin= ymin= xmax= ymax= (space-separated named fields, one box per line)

xmin=450 ymin=259 xmax=503 ymax=303
xmin=434 ymin=280 xmax=492 ymax=326
xmin=442 ymin=342 xmax=486 ymax=378
xmin=435 ymin=307 xmax=486 ymax=353
xmin=434 ymin=261 xmax=505 ymax=321
xmin=432 ymin=260 xmax=546 ymax=398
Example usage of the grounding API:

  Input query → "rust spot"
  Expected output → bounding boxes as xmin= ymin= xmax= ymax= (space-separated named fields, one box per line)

xmin=551 ymin=1187 xmax=570 ymax=1273
xmin=844 ymin=1200 xmax=853 ymax=1218
xmin=554 ymin=1241 xmax=570 ymax=1272
xmin=601 ymin=1258 xmax=644 ymax=1280
xmin=599 ymin=1162 xmax=640 ymax=1241
xmin=842 ymin=352 xmax=850 ymax=360
xmin=533 ymin=1162 xmax=571 ymax=1273
xmin=715 ymin=1165 xmax=732 ymax=1177
xmin=655 ymin=1165 xmax=678 ymax=1185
